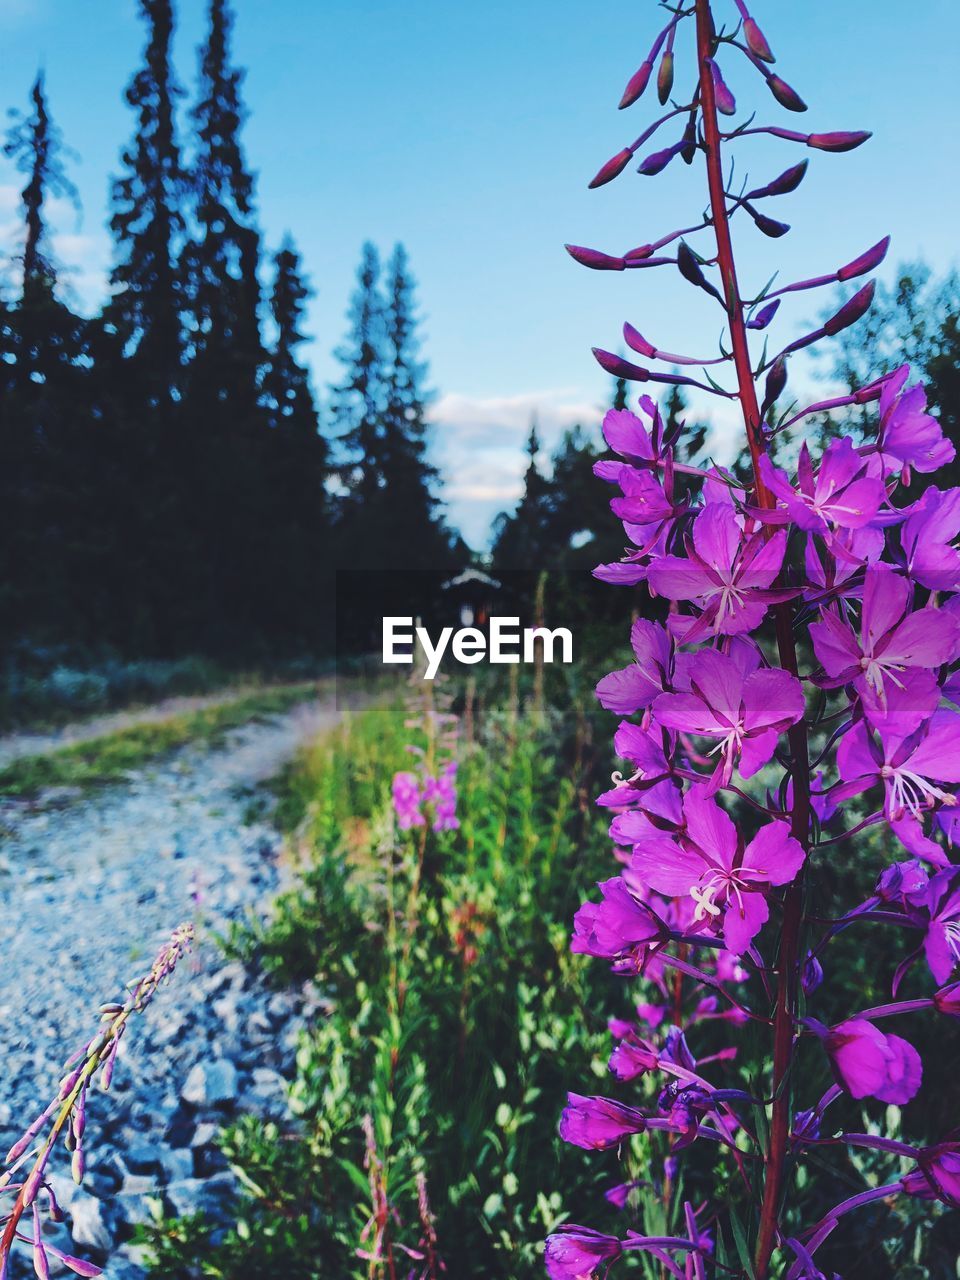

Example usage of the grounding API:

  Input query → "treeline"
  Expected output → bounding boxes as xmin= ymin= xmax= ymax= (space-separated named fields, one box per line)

xmin=0 ymin=0 xmax=464 ymax=665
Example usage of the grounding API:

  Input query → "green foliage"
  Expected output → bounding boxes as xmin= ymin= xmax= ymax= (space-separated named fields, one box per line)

xmin=138 ymin=687 xmax=620 ymax=1278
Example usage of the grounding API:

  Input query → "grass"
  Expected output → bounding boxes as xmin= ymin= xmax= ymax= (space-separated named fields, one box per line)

xmin=0 ymin=682 xmax=322 ymax=798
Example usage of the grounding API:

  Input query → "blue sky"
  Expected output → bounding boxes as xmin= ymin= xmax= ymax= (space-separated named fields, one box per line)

xmin=0 ymin=0 xmax=957 ymax=545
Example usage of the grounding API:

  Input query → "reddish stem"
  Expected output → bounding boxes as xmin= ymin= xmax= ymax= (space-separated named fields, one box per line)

xmin=693 ymin=5 xmax=811 ymax=1276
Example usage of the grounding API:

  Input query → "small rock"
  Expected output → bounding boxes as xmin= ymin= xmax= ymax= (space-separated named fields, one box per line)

xmin=181 ymin=1059 xmax=238 ymax=1108
xmin=69 ymin=1193 xmax=115 ymax=1253
xmin=123 ymin=1142 xmax=164 ymax=1175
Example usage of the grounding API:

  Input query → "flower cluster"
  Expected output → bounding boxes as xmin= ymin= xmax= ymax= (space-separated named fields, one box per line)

xmin=549 ymin=4 xmax=958 ymax=1277
xmin=392 ymin=668 xmax=460 ymax=835
xmin=1 ymin=924 xmax=194 ymax=1278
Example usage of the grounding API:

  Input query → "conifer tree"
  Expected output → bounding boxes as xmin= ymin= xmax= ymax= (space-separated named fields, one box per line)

xmin=108 ymin=0 xmax=184 ymax=401
xmin=182 ymin=0 xmax=269 ymax=642
xmin=1 ymin=73 xmax=94 ymax=647
xmin=380 ymin=243 xmax=448 ymax=565
xmin=491 ymin=419 xmax=551 ymax=570
xmin=183 ymin=0 xmax=264 ymax=390
xmin=329 ymin=241 xmax=386 ymax=517
xmin=263 ymin=238 xmax=328 ymax=641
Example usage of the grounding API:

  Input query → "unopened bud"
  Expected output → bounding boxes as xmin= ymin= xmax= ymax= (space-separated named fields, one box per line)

xmin=623 ymin=324 xmax=656 ymax=358
xmin=637 ymin=141 xmax=683 ymax=176
xmin=589 ymin=147 xmax=634 ymax=189
xmin=807 ymin=130 xmax=871 ymax=152
xmin=746 ymin=160 xmax=808 ymax=200
xmin=619 ymin=60 xmax=653 ymax=109
xmin=746 ymin=205 xmax=790 ymax=238
xmin=72 ymin=1145 xmax=85 ymax=1185
xmin=679 ymin=114 xmax=698 ymax=164
xmin=744 ymin=16 xmax=775 ymax=62
xmin=768 ymin=74 xmax=807 ymax=113
xmin=677 ymin=241 xmax=723 ymax=303
xmin=762 ymin=356 xmax=788 ymax=415
xmin=801 ymin=951 xmax=824 ymax=995
xmin=705 ymin=58 xmax=736 ymax=115
xmin=657 ymin=51 xmax=674 ymax=105
xmin=565 ymin=244 xmax=626 ymax=271
xmin=593 ymin=348 xmax=651 ymax=382
xmin=837 ymin=235 xmax=890 ymax=281
xmin=823 ymin=281 xmax=876 ymax=336
xmin=746 ymin=298 xmax=781 ymax=330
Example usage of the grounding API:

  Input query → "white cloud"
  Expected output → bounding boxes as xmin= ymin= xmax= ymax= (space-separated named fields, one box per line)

xmin=428 ymin=386 xmax=605 ymax=549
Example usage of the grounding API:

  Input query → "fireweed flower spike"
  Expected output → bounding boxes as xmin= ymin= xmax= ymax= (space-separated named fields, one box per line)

xmin=548 ymin=4 xmax=958 ymax=1278
xmin=0 ymin=925 xmax=194 ymax=1277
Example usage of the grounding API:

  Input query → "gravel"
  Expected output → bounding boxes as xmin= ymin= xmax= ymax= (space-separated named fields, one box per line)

xmin=0 ymin=698 xmax=343 ymax=1278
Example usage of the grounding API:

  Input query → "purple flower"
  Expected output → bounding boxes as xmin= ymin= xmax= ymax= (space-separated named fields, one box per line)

xmin=653 ymin=644 xmax=804 ymax=791
xmin=596 ymin=620 xmax=672 ymax=714
xmin=900 ymin=486 xmax=960 ymax=592
xmin=759 ymin=437 xmax=886 ymax=535
xmin=824 ymin=1018 xmax=922 ymax=1104
xmin=544 ymin=1226 xmax=622 ymax=1278
xmin=559 ymin=1093 xmax=647 ymax=1150
xmin=571 ymin=877 xmax=666 ymax=963
xmin=631 ymin=785 xmax=805 ymax=953
xmin=647 ymin=503 xmax=788 ymax=637
xmin=835 ymin=679 xmax=960 ymax=823
xmin=810 ymin=564 xmax=958 ymax=705
xmin=423 ymin=761 xmax=459 ymax=831
xmin=608 ymin=1034 xmax=660 ymax=1081
xmin=602 ymin=401 xmax=662 ymax=461
xmin=902 ymin=1134 xmax=960 ymax=1207
xmin=878 ymin=366 xmax=955 ymax=476
xmin=392 ymin=771 xmax=425 ymax=830
xmin=918 ymin=869 xmax=960 ymax=984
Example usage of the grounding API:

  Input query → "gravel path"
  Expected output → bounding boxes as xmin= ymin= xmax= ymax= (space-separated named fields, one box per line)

xmin=0 ymin=693 xmax=353 ymax=1279
xmin=0 ymin=680 xmax=326 ymax=768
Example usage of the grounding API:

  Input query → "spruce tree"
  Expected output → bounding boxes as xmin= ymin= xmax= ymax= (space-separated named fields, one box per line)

xmin=1 ymin=74 xmax=94 ymax=649
xmin=329 ymin=241 xmax=386 ymax=519
xmin=380 ymin=244 xmax=448 ymax=566
xmin=263 ymin=238 xmax=328 ymax=643
xmin=182 ymin=0 xmax=269 ymax=645
xmin=108 ymin=0 xmax=184 ymax=400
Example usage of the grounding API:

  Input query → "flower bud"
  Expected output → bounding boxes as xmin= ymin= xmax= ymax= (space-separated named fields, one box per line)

xmin=746 ymin=298 xmax=780 ymax=330
xmin=592 ymin=349 xmax=651 ymax=382
xmin=822 ymin=281 xmax=876 ymax=336
xmin=801 ymin=951 xmax=824 ymax=995
xmin=837 ymin=235 xmax=890 ymax=281
xmin=657 ymin=50 xmax=674 ymax=105
xmin=679 ymin=114 xmax=698 ymax=164
xmin=768 ymin=74 xmax=807 ymax=113
xmin=619 ymin=60 xmax=653 ymax=109
xmin=637 ymin=141 xmax=683 ymax=176
xmin=744 ymin=16 xmax=775 ymax=63
xmin=807 ymin=130 xmax=872 ymax=152
xmin=72 ymin=1144 xmax=85 ymax=1185
xmin=705 ymin=58 xmax=736 ymax=115
xmin=677 ymin=240 xmax=723 ymax=302
xmin=589 ymin=147 xmax=634 ymax=189
xmin=623 ymin=324 xmax=656 ymax=358
xmin=746 ymin=160 xmax=808 ymax=200
xmin=934 ymin=982 xmax=960 ymax=1018
xmin=564 ymin=244 xmax=626 ymax=271
xmin=761 ymin=356 xmax=788 ymax=415
xmin=746 ymin=205 xmax=790 ymax=237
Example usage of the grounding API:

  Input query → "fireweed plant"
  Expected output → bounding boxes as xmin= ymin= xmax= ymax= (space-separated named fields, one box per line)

xmin=548 ymin=4 xmax=959 ymax=1278
xmin=0 ymin=924 xmax=194 ymax=1279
